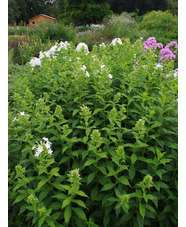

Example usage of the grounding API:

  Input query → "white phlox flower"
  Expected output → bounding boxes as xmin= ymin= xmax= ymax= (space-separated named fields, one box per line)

xmin=30 ymin=57 xmax=41 ymax=68
xmin=86 ymin=71 xmax=90 ymax=77
xmin=108 ymin=74 xmax=113 ymax=79
xmin=110 ymin=38 xmax=122 ymax=46
xmin=81 ymin=65 xmax=87 ymax=71
xmin=32 ymin=138 xmax=53 ymax=157
xmin=154 ymin=63 xmax=163 ymax=70
xmin=99 ymin=42 xmax=106 ymax=47
xmin=76 ymin=43 xmax=89 ymax=53
xmin=58 ymin=41 xmax=70 ymax=50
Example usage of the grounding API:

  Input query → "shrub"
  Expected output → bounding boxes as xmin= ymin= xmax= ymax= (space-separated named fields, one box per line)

xmin=8 ymin=35 xmax=55 ymax=65
xmin=139 ymin=10 xmax=178 ymax=45
xmin=8 ymin=26 xmax=34 ymax=36
xmin=31 ymin=22 xmax=78 ymax=43
xmin=101 ymin=12 xmax=148 ymax=43
xmin=9 ymin=38 xmax=178 ymax=226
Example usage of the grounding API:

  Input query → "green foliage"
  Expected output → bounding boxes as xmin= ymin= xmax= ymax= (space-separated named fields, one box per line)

xmin=139 ymin=10 xmax=178 ymax=45
xmin=8 ymin=0 xmax=20 ymax=24
xmin=109 ymin=0 xmax=169 ymax=15
xmin=102 ymin=12 xmax=148 ymax=43
xmin=32 ymin=22 xmax=78 ymax=43
xmin=61 ymin=0 xmax=113 ymax=25
xmin=9 ymin=38 xmax=177 ymax=226
xmin=8 ymin=35 xmax=55 ymax=65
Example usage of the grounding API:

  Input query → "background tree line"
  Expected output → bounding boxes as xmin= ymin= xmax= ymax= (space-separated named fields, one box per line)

xmin=8 ymin=0 xmax=178 ymax=25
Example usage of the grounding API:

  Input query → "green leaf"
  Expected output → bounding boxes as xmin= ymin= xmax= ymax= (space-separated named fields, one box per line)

xmin=49 ymin=167 xmax=60 ymax=178
xmin=50 ymin=201 xmax=62 ymax=210
xmin=62 ymin=196 xmax=72 ymax=209
xmin=72 ymin=199 xmax=87 ymax=208
xmin=64 ymin=205 xmax=71 ymax=224
xmin=36 ymin=179 xmax=48 ymax=191
xmin=101 ymin=183 xmax=115 ymax=191
xmin=76 ymin=190 xmax=88 ymax=197
xmin=129 ymin=164 xmax=135 ymax=181
xmin=117 ymin=176 xmax=130 ymax=186
xmin=143 ymin=194 xmax=157 ymax=203
xmin=39 ymin=186 xmax=51 ymax=201
xmin=137 ymin=211 xmax=144 ymax=227
xmin=110 ymin=136 xmax=117 ymax=142
xmin=87 ymin=172 xmax=96 ymax=185
xmin=51 ymin=212 xmax=61 ymax=221
xmin=38 ymin=216 xmax=45 ymax=227
xmin=45 ymin=218 xmax=55 ymax=227
xmin=73 ymin=109 xmax=80 ymax=116
xmin=84 ymin=159 xmax=96 ymax=167
xmin=18 ymin=204 xmax=28 ymax=215
xmin=52 ymin=193 xmax=67 ymax=201
xmin=93 ymin=108 xmax=103 ymax=115
xmin=72 ymin=207 xmax=87 ymax=221
xmin=13 ymin=194 xmax=26 ymax=204
xmin=91 ymin=187 xmax=98 ymax=201
xmin=150 ymin=121 xmax=162 ymax=129
xmin=131 ymin=153 xmax=137 ymax=164
xmin=52 ymin=182 xmax=65 ymax=191
xmin=154 ymin=181 xmax=169 ymax=191
xmin=38 ymin=166 xmax=47 ymax=175
xmin=107 ymin=167 xmax=116 ymax=177
xmin=139 ymin=203 xmax=146 ymax=218
xmin=163 ymin=205 xmax=172 ymax=213
xmin=155 ymin=169 xmax=167 ymax=179
xmin=97 ymin=166 xmax=107 ymax=175
xmin=58 ymin=156 xmax=70 ymax=165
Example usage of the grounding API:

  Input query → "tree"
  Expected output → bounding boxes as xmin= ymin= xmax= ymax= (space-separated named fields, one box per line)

xmin=15 ymin=0 xmax=29 ymax=23
xmin=62 ymin=0 xmax=113 ymax=25
xmin=109 ymin=0 xmax=169 ymax=15
xmin=8 ymin=0 xmax=20 ymax=24
xmin=25 ymin=0 xmax=45 ymax=19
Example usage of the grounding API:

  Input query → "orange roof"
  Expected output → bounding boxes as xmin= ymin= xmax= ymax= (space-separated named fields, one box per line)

xmin=29 ymin=14 xmax=57 ymax=21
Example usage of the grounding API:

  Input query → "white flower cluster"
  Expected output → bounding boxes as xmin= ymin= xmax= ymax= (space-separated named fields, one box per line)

xmin=110 ymin=38 xmax=122 ymax=46
xmin=13 ymin=112 xmax=30 ymax=121
xmin=32 ymin=137 xmax=53 ymax=157
xmin=99 ymin=42 xmax=106 ymax=47
xmin=76 ymin=43 xmax=89 ymax=53
xmin=80 ymin=65 xmax=90 ymax=77
xmin=30 ymin=41 xmax=70 ymax=68
xmin=154 ymin=63 xmax=163 ymax=70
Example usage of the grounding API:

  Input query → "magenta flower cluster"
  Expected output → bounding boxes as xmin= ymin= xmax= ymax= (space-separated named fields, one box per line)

xmin=143 ymin=37 xmax=163 ymax=51
xmin=159 ymin=41 xmax=178 ymax=61
xmin=143 ymin=37 xmax=178 ymax=62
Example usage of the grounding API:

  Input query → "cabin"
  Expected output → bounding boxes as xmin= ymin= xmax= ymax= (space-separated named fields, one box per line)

xmin=28 ymin=14 xmax=57 ymax=26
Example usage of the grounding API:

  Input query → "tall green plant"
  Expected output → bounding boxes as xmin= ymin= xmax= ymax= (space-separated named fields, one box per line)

xmin=9 ymin=38 xmax=178 ymax=226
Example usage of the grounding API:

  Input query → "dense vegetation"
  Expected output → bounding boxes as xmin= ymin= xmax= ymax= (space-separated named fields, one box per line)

xmin=8 ymin=0 xmax=178 ymax=25
xmin=8 ymin=11 xmax=178 ymax=66
xmin=8 ymin=36 xmax=178 ymax=226
xmin=8 ymin=1 xmax=178 ymax=225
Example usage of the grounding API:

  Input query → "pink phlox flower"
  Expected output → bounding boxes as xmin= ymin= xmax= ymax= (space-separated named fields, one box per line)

xmin=143 ymin=37 xmax=163 ymax=51
xmin=156 ymin=43 xmax=163 ymax=49
xmin=159 ymin=47 xmax=176 ymax=60
xmin=165 ymin=41 xmax=178 ymax=49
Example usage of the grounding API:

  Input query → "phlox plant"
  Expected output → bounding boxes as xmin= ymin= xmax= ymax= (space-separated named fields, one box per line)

xmin=9 ymin=37 xmax=178 ymax=226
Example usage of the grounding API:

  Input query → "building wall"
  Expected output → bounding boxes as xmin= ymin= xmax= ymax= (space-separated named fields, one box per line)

xmin=29 ymin=15 xmax=56 ymax=26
